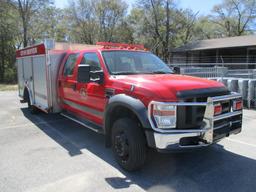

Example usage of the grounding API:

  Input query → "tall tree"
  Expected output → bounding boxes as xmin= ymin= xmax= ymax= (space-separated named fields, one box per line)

xmin=174 ymin=9 xmax=199 ymax=45
xmin=211 ymin=0 xmax=256 ymax=36
xmin=0 ymin=0 xmax=19 ymax=82
xmin=29 ymin=6 xmax=68 ymax=42
xmin=68 ymin=0 xmax=98 ymax=44
xmin=130 ymin=0 xmax=198 ymax=62
xmin=68 ymin=0 xmax=128 ymax=43
xmin=95 ymin=0 xmax=127 ymax=42
xmin=12 ymin=0 xmax=53 ymax=47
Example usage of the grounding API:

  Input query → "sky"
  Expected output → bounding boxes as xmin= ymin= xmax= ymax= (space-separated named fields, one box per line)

xmin=177 ymin=0 xmax=222 ymax=15
xmin=55 ymin=0 xmax=223 ymax=15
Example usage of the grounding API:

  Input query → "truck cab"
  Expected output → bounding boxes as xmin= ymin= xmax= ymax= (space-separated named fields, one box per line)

xmin=16 ymin=42 xmax=243 ymax=171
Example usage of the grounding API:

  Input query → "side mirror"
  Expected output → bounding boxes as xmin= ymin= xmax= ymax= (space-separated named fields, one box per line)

xmin=77 ymin=64 xmax=90 ymax=83
xmin=77 ymin=64 xmax=104 ymax=84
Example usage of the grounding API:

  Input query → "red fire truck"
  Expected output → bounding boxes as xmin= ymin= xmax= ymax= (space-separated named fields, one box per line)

xmin=16 ymin=41 xmax=243 ymax=171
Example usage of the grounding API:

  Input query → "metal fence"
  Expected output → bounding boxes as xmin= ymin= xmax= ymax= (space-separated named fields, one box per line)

xmin=214 ymin=78 xmax=256 ymax=109
xmin=169 ymin=63 xmax=256 ymax=109
xmin=227 ymin=69 xmax=256 ymax=79
xmin=170 ymin=63 xmax=256 ymax=79
xmin=179 ymin=67 xmax=228 ymax=78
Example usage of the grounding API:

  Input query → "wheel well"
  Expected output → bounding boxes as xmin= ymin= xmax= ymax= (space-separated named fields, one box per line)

xmin=105 ymin=105 xmax=144 ymax=147
xmin=23 ymin=87 xmax=29 ymax=102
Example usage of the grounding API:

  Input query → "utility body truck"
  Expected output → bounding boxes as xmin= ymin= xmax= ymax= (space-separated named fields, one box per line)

xmin=16 ymin=41 xmax=243 ymax=171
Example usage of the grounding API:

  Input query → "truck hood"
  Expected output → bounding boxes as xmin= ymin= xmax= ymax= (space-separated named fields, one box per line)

xmin=110 ymin=74 xmax=226 ymax=103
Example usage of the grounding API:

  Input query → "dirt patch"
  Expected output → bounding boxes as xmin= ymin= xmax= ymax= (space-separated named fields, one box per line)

xmin=0 ymin=84 xmax=18 ymax=91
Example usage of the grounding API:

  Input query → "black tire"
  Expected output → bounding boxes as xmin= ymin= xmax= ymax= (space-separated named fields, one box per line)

xmin=111 ymin=118 xmax=147 ymax=171
xmin=27 ymin=100 xmax=39 ymax=114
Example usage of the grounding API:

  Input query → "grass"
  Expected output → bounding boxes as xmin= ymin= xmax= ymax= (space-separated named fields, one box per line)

xmin=0 ymin=84 xmax=18 ymax=91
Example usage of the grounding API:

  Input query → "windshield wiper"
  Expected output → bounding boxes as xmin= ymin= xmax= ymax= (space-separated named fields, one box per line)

xmin=150 ymin=71 xmax=173 ymax=74
xmin=112 ymin=72 xmax=139 ymax=75
xmin=112 ymin=71 xmax=173 ymax=75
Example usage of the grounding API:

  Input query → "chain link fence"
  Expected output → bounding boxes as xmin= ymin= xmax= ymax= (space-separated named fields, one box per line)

xmin=170 ymin=63 xmax=256 ymax=79
xmin=178 ymin=67 xmax=228 ymax=78
xmin=169 ymin=63 xmax=256 ymax=109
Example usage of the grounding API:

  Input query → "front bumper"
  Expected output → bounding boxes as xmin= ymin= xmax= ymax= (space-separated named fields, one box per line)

xmin=146 ymin=93 xmax=243 ymax=151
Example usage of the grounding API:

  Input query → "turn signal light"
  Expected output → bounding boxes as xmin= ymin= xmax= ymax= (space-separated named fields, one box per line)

xmin=233 ymin=100 xmax=242 ymax=111
xmin=214 ymin=103 xmax=222 ymax=116
xmin=153 ymin=110 xmax=175 ymax=116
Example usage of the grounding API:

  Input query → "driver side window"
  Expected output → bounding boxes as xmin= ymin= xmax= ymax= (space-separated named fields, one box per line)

xmin=81 ymin=53 xmax=101 ymax=71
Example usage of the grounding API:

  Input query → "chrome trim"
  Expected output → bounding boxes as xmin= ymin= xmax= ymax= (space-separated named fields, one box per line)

xmin=148 ymin=92 xmax=242 ymax=133
xmin=150 ymin=101 xmax=208 ymax=106
xmin=232 ymin=119 xmax=243 ymax=124
xmin=214 ymin=119 xmax=242 ymax=130
xmin=61 ymin=113 xmax=101 ymax=133
xmin=63 ymin=99 xmax=104 ymax=117
xmin=214 ymin=111 xmax=242 ymax=121
xmin=211 ymin=93 xmax=242 ymax=102
xmin=201 ymin=97 xmax=214 ymax=143
xmin=153 ymin=132 xmax=201 ymax=149
xmin=149 ymin=92 xmax=243 ymax=150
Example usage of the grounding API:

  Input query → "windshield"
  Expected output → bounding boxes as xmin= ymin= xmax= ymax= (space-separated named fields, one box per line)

xmin=102 ymin=51 xmax=173 ymax=75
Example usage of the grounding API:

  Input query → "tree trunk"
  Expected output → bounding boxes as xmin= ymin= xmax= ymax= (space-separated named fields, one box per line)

xmin=164 ymin=0 xmax=170 ymax=63
xmin=0 ymin=36 xmax=5 ymax=82
xmin=23 ymin=20 xmax=28 ymax=47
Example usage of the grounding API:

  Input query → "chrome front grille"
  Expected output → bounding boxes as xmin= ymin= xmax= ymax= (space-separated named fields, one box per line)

xmin=177 ymin=96 xmax=234 ymax=129
xmin=177 ymin=97 xmax=207 ymax=129
xmin=176 ymin=87 xmax=230 ymax=130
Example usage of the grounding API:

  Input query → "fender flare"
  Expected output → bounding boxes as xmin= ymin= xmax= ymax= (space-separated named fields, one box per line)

xmin=104 ymin=94 xmax=151 ymax=147
xmin=23 ymin=84 xmax=33 ymax=105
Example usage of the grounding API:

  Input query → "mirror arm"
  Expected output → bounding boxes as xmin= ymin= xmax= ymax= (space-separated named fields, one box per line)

xmin=90 ymin=70 xmax=103 ymax=74
xmin=90 ymin=78 xmax=100 ymax=82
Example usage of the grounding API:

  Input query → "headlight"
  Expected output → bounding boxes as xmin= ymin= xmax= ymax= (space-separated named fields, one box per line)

xmin=151 ymin=103 xmax=176 ymax=129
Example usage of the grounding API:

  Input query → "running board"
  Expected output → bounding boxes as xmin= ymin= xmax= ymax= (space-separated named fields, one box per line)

xmin=61 ymin=111 xmax=104 ymax=134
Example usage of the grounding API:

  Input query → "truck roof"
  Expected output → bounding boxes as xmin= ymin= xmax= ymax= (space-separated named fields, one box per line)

xmin=16 ymin=42 xmax=147 ymax=58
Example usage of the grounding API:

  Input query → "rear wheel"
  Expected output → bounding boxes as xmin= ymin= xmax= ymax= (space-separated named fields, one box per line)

xmin=24 ymin=89 xmax=39 ymax=114
xmin=27 ymin=99 xmax=39 ymax=114
xmin=111 ymin=118 xmax=147 ymax=171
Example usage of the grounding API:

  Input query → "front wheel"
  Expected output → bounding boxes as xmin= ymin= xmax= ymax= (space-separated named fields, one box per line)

xmin=111 ymin=118 xmax=147 ymax=171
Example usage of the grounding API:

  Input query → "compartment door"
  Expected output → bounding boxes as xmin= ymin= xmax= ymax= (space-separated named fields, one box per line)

xmin=23 ymin=57 xmax=34 ymax=102
xmin=17 ymin=59 xmax=24 ymax=97
xmin=32 ymin=56 xmax=49 ymax=110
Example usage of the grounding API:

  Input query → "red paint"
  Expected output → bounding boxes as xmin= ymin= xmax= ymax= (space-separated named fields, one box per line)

xmin=107 ymin=74 xmax=224 ymax=106
xmin=57 ymin=48 xmax=225 ymax=126
xmin=16 ymin=43 xmax=46 ymax=58
xmin=58 ymin=50 xmax=107 ymax=125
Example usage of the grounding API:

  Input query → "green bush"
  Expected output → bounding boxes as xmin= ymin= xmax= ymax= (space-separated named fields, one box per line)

xmin=4 ymin=67 xmax=17 ymax=84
